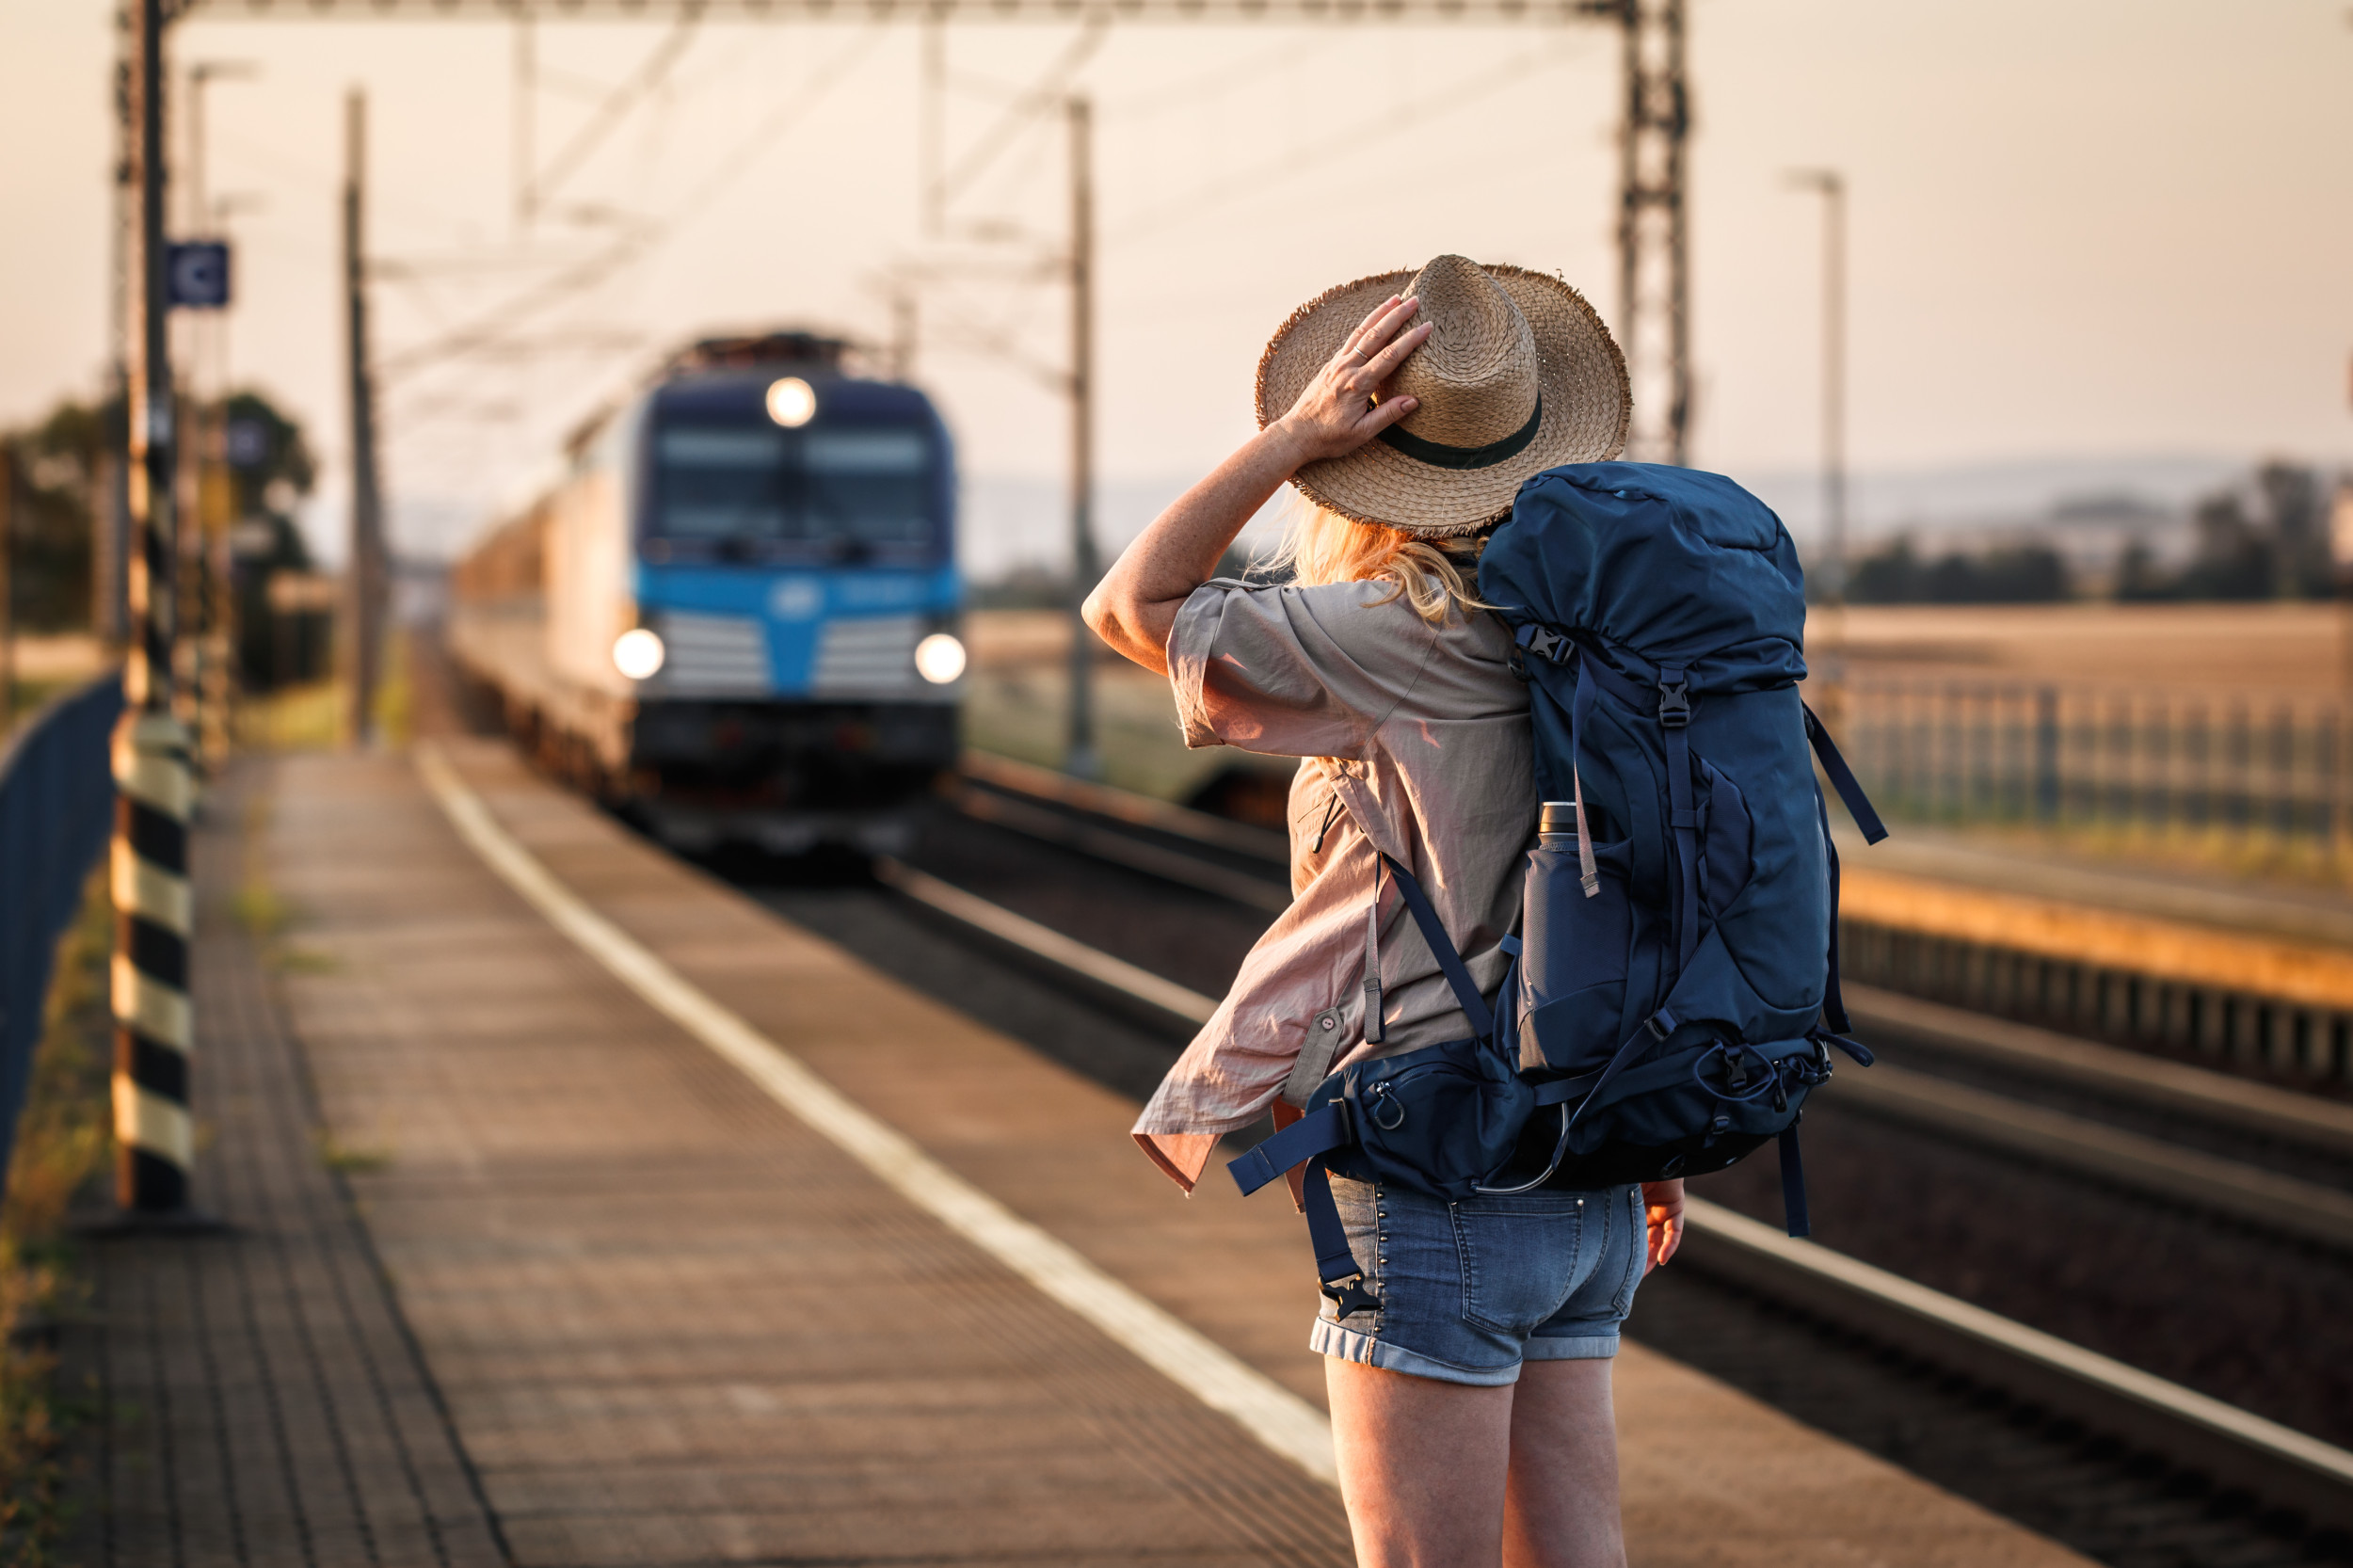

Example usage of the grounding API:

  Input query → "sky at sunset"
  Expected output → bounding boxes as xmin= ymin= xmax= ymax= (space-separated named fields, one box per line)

xmin=3 ymin=0 xmax=2349 ymax=572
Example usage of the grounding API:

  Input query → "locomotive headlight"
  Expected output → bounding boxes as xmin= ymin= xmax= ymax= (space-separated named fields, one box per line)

xmin=914 ymin=632 xmax=967 ymax=685
xmin=765 ymin=376 xmax=817 ymax=428
xmin=613 ymin=627 xmax=666 ymax=680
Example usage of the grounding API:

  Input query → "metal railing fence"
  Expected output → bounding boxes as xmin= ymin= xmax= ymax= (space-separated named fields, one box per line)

xmin=1841 ymin=679 xmax=2348 ymax=850
xmin=0 ymin=674 xmax=125 ymax=1204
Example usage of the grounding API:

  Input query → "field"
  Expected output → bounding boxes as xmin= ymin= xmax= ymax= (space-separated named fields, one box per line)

xmin=1838 ymin=602 xmax=2344 ymax=694
xmin=964 ymin=609 xmax=1271 ymax=804
xmin=968 ymin=602 xmax=2350 ymax=807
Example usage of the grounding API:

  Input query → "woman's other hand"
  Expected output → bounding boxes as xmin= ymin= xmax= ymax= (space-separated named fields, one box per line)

xmin=1268 ymin=295 xmax=1431 ymax=465
xmin=1641 ymin=1179 xmax=1685 ymax=1274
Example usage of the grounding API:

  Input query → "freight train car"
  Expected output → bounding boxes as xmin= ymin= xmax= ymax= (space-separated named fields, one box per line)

xmin=449 ymin=332 xmax=964 ymax=856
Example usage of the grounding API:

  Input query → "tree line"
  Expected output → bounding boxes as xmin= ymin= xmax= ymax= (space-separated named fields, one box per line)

xmin=3 ymin=390 xmax=323 ymax=685
xmin=1839 ymin=459 xmax=2339 ymax=606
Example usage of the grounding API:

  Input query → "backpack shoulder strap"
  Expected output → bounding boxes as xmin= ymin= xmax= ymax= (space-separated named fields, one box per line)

xmin=1378 ymin=854 xmax=1497 ymax=1040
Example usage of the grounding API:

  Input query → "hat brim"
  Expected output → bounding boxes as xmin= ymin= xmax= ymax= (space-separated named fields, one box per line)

xmin=1254 ymin=264 xmax=1629 ymax=536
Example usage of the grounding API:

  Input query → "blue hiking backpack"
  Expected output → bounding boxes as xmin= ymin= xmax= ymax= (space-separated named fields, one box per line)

xmin=1228 ymin=462 xmax=1886 ymax=1320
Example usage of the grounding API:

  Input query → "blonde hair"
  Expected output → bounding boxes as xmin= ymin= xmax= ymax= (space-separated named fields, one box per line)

xmin=1259 ymin=497 xmax=1493 ymax=627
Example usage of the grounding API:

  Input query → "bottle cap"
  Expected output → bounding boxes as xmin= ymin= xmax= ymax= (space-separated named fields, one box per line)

xmin=1540 ymin=800 xmax=1578 ymax=838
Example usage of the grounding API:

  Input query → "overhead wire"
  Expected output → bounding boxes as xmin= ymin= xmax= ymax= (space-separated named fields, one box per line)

xmin=378 ymin=23 xmax=888 ymax=394
xmin=1096 ymin=32 xmax=1326 ymax=123
xmin=936 ymin=18 xmax=1110 ymax=212
xmin=528 ymin=13 xmax=703 ymax=219
xmin=1104 ymin=34 xmax=1590 ymax=247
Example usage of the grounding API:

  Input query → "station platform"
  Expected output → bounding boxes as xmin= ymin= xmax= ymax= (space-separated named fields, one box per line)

xmin=63 ymin=737 xmax=2095 ymax=1566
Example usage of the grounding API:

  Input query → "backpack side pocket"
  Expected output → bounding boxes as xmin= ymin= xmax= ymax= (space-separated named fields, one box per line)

xmin=1519 ymin=837 xmax=1632 ymax=1075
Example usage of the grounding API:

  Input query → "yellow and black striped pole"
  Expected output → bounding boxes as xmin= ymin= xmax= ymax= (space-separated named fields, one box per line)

xmin=111 ymin=0 xmax=198 ymax=1215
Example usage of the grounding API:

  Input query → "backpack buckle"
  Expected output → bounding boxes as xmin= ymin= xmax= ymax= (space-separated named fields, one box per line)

xmin=1657 ymin=674 xmax=1692 ymax=728
xmin=1515 ymin=623 xmax=1570 ymax=666
xmin=1321 ymin=1275 xmax=1381 ymax=1320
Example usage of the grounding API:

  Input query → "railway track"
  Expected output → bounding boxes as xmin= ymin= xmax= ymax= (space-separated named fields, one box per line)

xmin=944 ymin=752 xmax=2353 ymax=1245
xmin=813 ymin=752 xmax=2353 ymax=1567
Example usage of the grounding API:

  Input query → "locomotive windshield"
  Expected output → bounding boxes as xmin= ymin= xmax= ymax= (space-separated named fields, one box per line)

xmin=648 ymin=421 xmax=939 ymax=557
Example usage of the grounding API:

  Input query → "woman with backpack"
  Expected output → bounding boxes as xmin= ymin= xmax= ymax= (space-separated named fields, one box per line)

xmin=1083 ymin=256 xmax=1687 ymax=1568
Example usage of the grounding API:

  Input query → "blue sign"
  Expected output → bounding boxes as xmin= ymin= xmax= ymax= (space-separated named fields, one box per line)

xmin=226 ymin=418 xmax=270 ymax=469
xmin=167 ymin=241 xmax=231 ymax=309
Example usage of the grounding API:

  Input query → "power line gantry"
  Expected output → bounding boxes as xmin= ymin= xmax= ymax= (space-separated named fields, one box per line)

xmin=174 ymin=0 xmax=1694 ymax=463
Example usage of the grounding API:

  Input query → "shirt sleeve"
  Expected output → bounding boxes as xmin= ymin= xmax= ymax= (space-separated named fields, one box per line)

xmin=1167 ymin=578 xmax=1439 ymax=761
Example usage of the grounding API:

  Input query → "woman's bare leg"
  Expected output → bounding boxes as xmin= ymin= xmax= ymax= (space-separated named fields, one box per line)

xmin=1326 ymin=1357 xmax=1515 ymax=1568
xmin=1500 ymin=1359 xmax=1626 ymax=1568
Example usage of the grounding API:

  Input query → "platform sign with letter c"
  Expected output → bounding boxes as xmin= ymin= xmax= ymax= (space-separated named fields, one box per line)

xmin=167 ymin=241 xmax=232 ymax=310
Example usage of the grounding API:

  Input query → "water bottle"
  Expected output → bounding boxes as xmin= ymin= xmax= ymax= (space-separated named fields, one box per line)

xmin=1518 ymin=799 xmax=1629 ymax=1073
xmin=1523 ymin=802 xmax=1583 ymax=1024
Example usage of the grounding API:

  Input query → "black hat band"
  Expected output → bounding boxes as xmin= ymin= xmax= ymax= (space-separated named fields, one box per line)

xmin=1376 ymin=393 xmax=1543 ymax=472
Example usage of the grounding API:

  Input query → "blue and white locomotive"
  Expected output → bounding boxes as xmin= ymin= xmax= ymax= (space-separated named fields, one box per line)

xmin=449 ymin=332 xmax=963 ymax=856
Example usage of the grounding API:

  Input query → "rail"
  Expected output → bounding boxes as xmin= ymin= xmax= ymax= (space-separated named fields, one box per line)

xmin=0 ymin=673 xmax=125 ymax=1199
xmin=957 ymin=747 xmax=2353 ymax=1085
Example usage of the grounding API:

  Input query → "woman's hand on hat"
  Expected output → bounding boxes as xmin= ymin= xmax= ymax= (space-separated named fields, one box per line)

xmin=1268 ymin=294 xmax=1431 ymax=468
xmin=1080 ymin=296 xmax=1422 ymax=675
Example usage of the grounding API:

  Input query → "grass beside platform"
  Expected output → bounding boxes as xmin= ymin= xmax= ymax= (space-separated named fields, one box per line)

xmin=0 ymin=682 xmax=87 ymax=748
xmin=243 ymin=630 xmax=413 ymax=754
xmin=246 ymin=679 xmax=346 ymax=752
xmin=963 ymin=660 xmax=1300 ymax=807
xmin=0 ymin=872 xmax=112 ymax=1565
xmin=1907 ymin=815 xmax=2353 ymax=897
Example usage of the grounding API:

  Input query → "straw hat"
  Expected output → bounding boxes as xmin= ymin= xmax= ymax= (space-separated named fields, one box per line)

xmin=1255 ymin=255 xmax=1629 ymax=536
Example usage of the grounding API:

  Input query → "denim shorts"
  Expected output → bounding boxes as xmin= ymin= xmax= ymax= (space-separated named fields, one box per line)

xmin=1308 ymin=1176 xmax=1647 ymax=1386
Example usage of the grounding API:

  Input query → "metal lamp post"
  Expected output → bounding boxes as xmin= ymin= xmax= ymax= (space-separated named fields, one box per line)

xmin=1064 ymin=93 xmax=1100 ymax=782
xmin=1788 ymin=168 xmax=1848 ymax=715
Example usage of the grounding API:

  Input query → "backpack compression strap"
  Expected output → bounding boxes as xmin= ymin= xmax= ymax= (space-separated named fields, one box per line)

xmin=1513 ymin=624 xmax=1601 ymax=897
xmin=1658 ymin=666 xmax=1702 ymax=970
xmin=1802 ymin=703 xmax=1888 ymax=843
xmin=1810 ymin=779 xmax=1855 ymax=1035
xmin=1778 ymin=1125 xmax=1812 ymax=1239
xmin=1800 ymin=703 xmax=1887 ymax=1032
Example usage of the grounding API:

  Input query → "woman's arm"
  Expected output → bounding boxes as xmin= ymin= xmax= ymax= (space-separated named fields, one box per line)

xmin=1080 ymin=294 xmax=1433 ymax=675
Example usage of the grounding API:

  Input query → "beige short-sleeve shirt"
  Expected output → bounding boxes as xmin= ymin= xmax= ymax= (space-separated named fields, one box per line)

xmin=1131 ymin=576 xmax=1539 ymax=1191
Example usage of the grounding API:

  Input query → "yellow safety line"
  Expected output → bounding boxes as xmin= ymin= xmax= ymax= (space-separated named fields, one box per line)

xmin=1841 ymin=866 xmax=2353 ymax=1014
xmin=412 ymin=744 xmax=1338 ymax=1487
